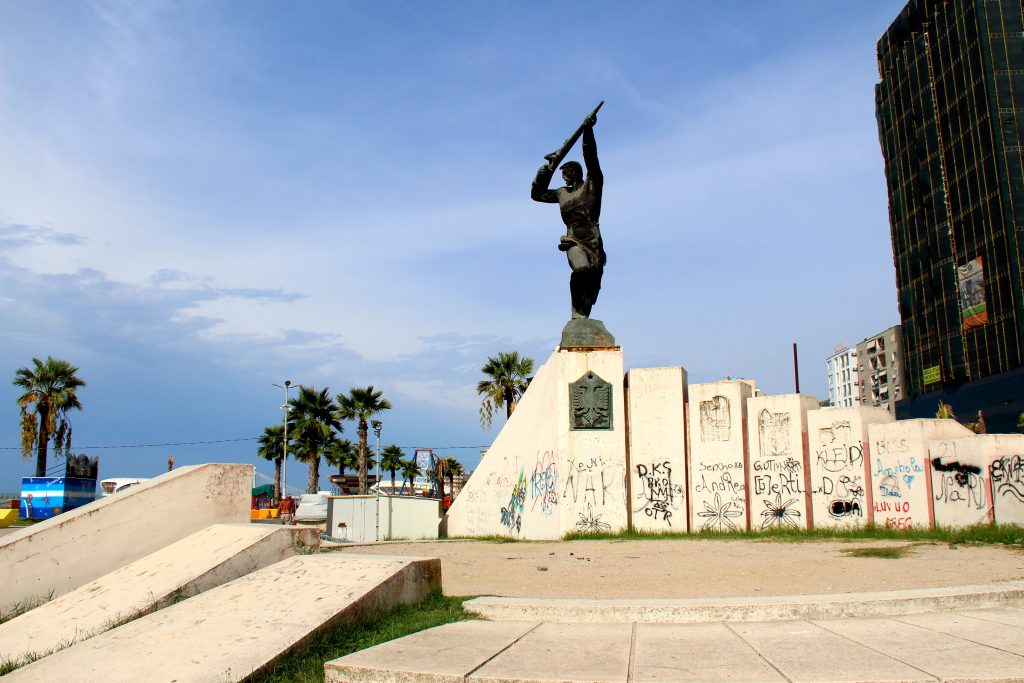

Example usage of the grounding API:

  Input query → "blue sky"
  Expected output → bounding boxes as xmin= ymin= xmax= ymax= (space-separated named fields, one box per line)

xmin=1 ymin=0 xmax=906 ymax=493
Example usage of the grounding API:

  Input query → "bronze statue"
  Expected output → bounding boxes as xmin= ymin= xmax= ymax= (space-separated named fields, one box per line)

xmin=532 ymin=101 xmax=606 ymax=320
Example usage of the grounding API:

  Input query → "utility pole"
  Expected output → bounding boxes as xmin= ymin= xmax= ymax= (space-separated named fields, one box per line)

xmin=372 ymin=420 xmax=382 ymax=540
xmin=273 ymin=380 xmax=292 ymax=502
xmin=793 ymin=343 xmax=800 ymax=394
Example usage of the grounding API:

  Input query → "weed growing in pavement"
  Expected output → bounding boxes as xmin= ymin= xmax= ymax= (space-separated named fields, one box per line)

xmin=250 ymin=588 xmax=476 ymax=683
xmin=841 ymin=545 xmax=922 ymax=559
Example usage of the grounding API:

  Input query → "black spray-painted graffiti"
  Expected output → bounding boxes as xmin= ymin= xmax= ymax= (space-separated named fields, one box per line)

xmin=499 ymin=469 xmax=526 ymax=533
xmin=815 ymin=474 xmax=865 ymax=519
xmin=760 ymin=492 xmax=801 ymax=529
xmin=697 ymin=492 xmax=743 ymax=531
xmin=633 ymin=461 xmax=683 ymax=526
xmin=699 ymin=395 xmax=730 ymax=442
xmin=758 ymin=409 xmax=790 ymax=458
xmin=754 ymin=409 xmax=802 ymax=524
xmin=576 ymin=503 xmax=612 ymax=532
xmin=991 ymin=455 xmax=1024 ymax=503
xmin=932 ymin=457 xmax=986 ymax=509
xmin=815 ymin=421 xmax=862 ymax=473
xmin=563 ymin=454 xmax=616 ymax=507
xmin=530 ymin=450 xmax=558 ymax=516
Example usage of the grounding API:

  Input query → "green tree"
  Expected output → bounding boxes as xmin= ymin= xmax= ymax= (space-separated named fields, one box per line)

xmin=289 ymin=386 xmax=342 ymax=493
xmin=379 ymin=444 xmax=405 ymax=493
xmin=336 ymin=386 xmax=392 ymax=495
xmin=324 ymin=437 xmax=358 ymax=478
xmin=477 ymin=351 xmax=534 ymax=429
xmin=400 ymin=458 xmax=422 ymax=495
xmin=439 ymin=455 xmax=464 ymax=497
xmin=13 ymin=357 xmax=86 ymax=477
xmin=257 ymin=425 xmax=287 ymax=502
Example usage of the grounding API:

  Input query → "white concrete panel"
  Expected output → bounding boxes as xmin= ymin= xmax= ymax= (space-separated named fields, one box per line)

xmin=0 ymin=463 xmax=251 ymax=606
xmin=987 ymin=435 xmax=1024 ymax=524
xmin=556 ymin=349 xmax=628 ymax=535
xmin=445 ymin=351 xmax=561 ymax=539
xmin=928 ymin=435 xmax=996 ymax=529
xmin=868 ymin=419 xmax=973 ymax=529
xmin=745 ymin=394 xmax=819 ymax=531
xmin=626 ymin=367 xmax=688 ymax=532
xmin=688 ymin=381 xmax=753 ymax=532
xmin=379 ymin=495 xmax=441 ymax=540
xmin=806 ymin=407 xmax=893 ymax=529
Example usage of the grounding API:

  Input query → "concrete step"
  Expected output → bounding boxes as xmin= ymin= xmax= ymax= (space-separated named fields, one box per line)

xmin=0 ymin=523 xmax=319 ymax=667
xmin=463 ymin=579 xmax=1024 ymax=623
xmin=6 ymin=553 xmax=440 ymax=682
xmin=326 ymin=607 xmax=1024 ymax=682
xmin=1 ymin=463 xmax=252 ymax=607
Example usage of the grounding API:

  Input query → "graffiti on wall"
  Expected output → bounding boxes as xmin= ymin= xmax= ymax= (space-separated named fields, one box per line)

xmin=810 ymin=420 xmax=867 ymax=524
xmin=699 ymin=395 xmax=730 ymax=442
xmin=752 ymin=409 xmax=803 ymax=529
xmin=872 ymin=439 xmax=925 ymax=528
xmin=633 ymin=460 xmax=684 ymax=526
xmin=499 ymin=469 xmax=526 ymax=533
xmin=931 ymin=441 xmax=987 ymax=511
xmin=990 ymin=455 xmax=1024 ymax=503
xmin=564 ymin=452 xmax=621 ymax=533
xmin=529 ymin=450 xmax=558 ymax=516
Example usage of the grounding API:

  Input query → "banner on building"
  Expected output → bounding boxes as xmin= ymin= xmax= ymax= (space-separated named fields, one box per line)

xmin=923 ymin=365 xmax=941 ymax=386
xmin=957 ymin=257 xmax=988 ymax=330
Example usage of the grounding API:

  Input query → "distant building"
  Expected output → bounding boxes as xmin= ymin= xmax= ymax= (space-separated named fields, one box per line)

xmin=826 ymin=344 xmax=859 ymax=407
xmin=855 ymin=325 xmax=906 ymax=414
xmin=875 ymin=0 xmax=1024 ymax=430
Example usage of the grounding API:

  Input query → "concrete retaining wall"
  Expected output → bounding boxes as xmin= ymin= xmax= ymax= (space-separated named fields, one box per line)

xmin=987 ymin=435 xmax=1024 ymax=524
xmin=0 ymin=463 xmax=251 ymax=606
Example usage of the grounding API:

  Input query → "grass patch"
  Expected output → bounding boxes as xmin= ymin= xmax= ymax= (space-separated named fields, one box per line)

xmin=841 ymin=545 xmax=919 ymax=559
xmin=0 ymin=592 xmax=52 ymax=625
xmin=250 ymin=588 xmax=475 ymax=683
xmin=561 ymin=523 xmax=1024 ymax=547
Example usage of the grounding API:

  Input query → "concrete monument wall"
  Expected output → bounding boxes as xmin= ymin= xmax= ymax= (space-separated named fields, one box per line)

xmin=445 ymin=351 xmax=561 ymax=539
xmin=625 ymin=366 xmax=688 ymax=532
xmin=0 ymin=463 xmax=251 ymax=606
xmin=446 ymin=347 xmax=628 ymax=539
xmin=745 ymin=394 xmax=819 ymax=530
xmin=687 ymin=381 xmax=753 ymax=532
xmin=806 ymin=407 xmax=893 ymax=529
xmin=868 ymin=419 xmax=972 ymax=529
xmin=986 ymin=435 xmax=1024 ymax=525
xmin=927 ymin=435 xmax=998 ymax=528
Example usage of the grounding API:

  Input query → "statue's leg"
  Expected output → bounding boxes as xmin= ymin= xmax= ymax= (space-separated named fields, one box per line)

xmin=567 ymin=247 xmax=597 ymax=319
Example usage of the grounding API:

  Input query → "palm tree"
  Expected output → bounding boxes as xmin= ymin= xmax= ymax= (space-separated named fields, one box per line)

xmin=477 ymin=351 xmax=533 ymax=429
xmin=257 ymin=425 xmax=287 ymax=502
xmin=13 ymin=357 xmax=86 ymax=477
xmin=379 ymin=445 xmax=405 ymax=493
xmin=289 ymin=386 xmax=342 ymax=493
xmin=336 ymin=386 xmax=392 ymax=495
xmin=400 ymin=458 xmax=422 ymax=495
xmin=439 ymin=455 xmax=464 ymax=498
xmin=324 ymin=437 xmax=358 ymax=478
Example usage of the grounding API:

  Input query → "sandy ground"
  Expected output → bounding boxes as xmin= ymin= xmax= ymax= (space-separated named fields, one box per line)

xmin=338 ymin=538 xmax=1024 ymax=599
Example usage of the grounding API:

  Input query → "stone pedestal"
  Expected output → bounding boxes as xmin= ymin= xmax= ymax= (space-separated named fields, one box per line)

xmin=445 ymin=347 xmax=627 ymax=539
xmin=625 ymin=367 xmax=688 ymax=532
xmin=745 ymin=394 xmax=819 ymax=531
xmin=687 ymin=381 xmax=753 ymax=532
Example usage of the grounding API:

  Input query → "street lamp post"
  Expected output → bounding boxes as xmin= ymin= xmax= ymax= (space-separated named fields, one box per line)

xmin=272 ymin=380 xmax=292 ymax=502
xmin=372 ymin=420 xmax=382 ymax=540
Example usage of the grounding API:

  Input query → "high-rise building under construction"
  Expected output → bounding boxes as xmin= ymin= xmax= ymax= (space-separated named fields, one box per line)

xmin=875 ymin=0 xmax=1024 ymax=429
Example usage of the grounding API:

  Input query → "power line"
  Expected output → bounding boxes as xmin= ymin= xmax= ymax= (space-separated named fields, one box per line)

xmin=1 ymin=438 xmax=489 ymax=451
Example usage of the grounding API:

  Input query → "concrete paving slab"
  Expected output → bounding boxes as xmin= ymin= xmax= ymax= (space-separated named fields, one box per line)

xmin=463 ymin=581 xmax=1024 ymax=623
xmin=633 ymin=623 xmax=786 ymax=682
xmin=814 ymin=615 xmax=1024 ymax=681
xmin=955 ymin=606 xmax=1024 ymax=629
xmin=893 ymin=611 xmax=1024 ymax=656
xmin=469 ymin=622 xmax=631 ymax=682
xmin=325 ymin=621 xmax=539 ymax=683
xmin=729 ymin=620 xmax=935 ymax=682
xmin=0 ymin=523 xmax=318 ymax=666
xmin=5 ymin=553 xmax=440 ymax=682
